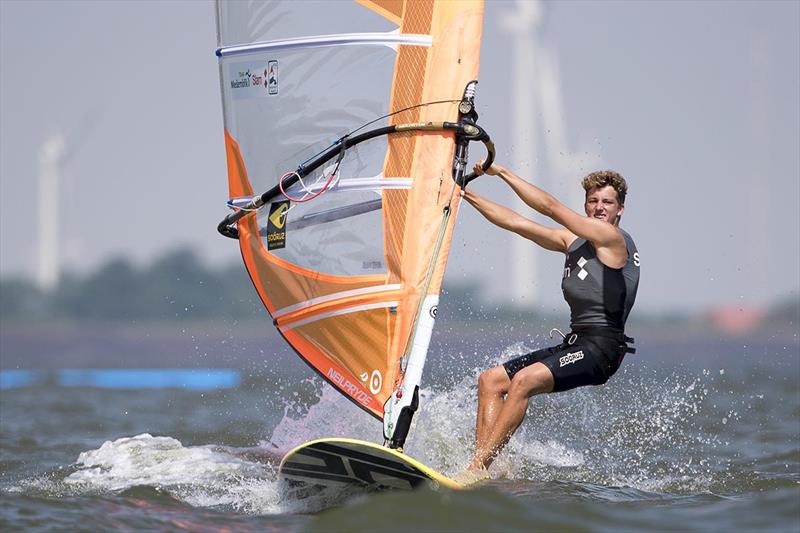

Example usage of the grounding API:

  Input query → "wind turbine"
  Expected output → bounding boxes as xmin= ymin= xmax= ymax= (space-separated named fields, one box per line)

xmin=499 ymin=0 xmax=585 ymax=309
xmin=35 ymin=112 xmax=99 ymax=291
xmin=36 ymin=133 xmax=66 ymax=291
xmin=499 ymin=0 xmax=540 ymax=309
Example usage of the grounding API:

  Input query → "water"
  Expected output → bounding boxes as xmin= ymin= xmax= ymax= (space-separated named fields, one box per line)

xmin=1 ymin=326 xmax=798 ymax=531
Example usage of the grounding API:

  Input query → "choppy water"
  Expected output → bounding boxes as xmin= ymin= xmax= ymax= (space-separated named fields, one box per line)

xmin=1 ymin=329 xmax=798 ymax=531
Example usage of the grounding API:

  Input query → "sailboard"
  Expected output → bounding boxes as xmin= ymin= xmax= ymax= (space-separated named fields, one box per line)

xmin=279 ymin=438 xmax=463 ymax=494
xmin=214 ymin=0 xmax=492 ymax=491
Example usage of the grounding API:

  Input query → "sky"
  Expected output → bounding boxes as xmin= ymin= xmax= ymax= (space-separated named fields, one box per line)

xmin=1 ymin=0 xmax=798 ymax=314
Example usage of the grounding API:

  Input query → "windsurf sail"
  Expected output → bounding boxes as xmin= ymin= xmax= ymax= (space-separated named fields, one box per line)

xmin=215 ymin=0 xmax=492 ymax=449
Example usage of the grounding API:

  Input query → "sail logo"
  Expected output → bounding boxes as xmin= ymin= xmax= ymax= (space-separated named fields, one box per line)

xmin=230 ymin=70 xmax=251 ymax=89
xmin=328 ymin=368 xmax=371 ymax=406
xmin=360 ymin=370 xmax=382 ymax=394
xmin=229 ymin=62 xmax=277 ymax=98
xmin=267 ymin=60 xmax=278 ymax=94
xmin=266 ymin=201 xmax=289 ymax=250
xmin=268 ymin=202 xmax=288 ymax=229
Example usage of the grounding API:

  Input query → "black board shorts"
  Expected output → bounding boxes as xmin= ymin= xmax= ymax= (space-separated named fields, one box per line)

xmin=503 ymin=331 xmax=629 ymax=393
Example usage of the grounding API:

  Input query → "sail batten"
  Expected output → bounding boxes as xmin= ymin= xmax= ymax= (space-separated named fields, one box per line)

xmin=217 ymin=32 xmax=433 ymax=57
xmin=274 ymin=284 xmax=402 ymax=318
xmin=279 ymin=300 xmax=400 ymax=332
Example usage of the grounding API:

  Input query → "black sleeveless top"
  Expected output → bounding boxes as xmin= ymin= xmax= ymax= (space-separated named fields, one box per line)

xmin=560 ymin=229 xmax=639 ymax=330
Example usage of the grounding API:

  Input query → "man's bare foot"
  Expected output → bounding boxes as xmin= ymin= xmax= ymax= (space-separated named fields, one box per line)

xmin=452 ymin=468 xmax=490 ymax=486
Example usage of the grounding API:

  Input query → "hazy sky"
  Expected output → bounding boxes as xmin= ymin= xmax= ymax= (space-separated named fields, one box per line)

xmin=1 ymin=0 xmax=798 ymax=314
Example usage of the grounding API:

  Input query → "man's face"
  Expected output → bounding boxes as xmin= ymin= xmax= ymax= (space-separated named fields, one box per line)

xmin=584 ymin=185 xmax=624 ymax=225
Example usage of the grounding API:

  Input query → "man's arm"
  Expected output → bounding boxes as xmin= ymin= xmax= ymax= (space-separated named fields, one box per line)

xmin=463 ymin=189 xmax=574 ymax=253
xmin=485 ymin=163 xmax=622 ymax=249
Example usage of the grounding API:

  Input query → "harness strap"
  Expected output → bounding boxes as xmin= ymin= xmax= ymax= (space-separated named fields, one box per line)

xmin=569 ymin=327 xmax=637 ymax=354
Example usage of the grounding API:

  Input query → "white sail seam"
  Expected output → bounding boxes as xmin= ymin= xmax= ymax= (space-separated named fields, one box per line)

xmin=274 ymin=284 xmax=402 ymax=318
xmin=279 ymin=301 xmax=399 ymax=332
xmin=218 ymin=33 xmax=432 ymax=57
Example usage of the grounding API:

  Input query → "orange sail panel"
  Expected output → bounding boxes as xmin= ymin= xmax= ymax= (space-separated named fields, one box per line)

xmin=216 ymin=0 xmax=484 ymax=423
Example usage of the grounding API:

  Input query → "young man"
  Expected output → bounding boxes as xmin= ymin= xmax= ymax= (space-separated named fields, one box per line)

xmin=458 ymin=162 xmax=640 ymax=481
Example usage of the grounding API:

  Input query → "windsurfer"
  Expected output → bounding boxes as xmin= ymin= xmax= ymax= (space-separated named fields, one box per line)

xmin=457 ymin=161 xmax=639 ymax=481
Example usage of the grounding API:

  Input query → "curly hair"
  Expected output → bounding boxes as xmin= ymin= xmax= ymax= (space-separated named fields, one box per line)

xmin=581 ymin=170 xmax=628 ymax=205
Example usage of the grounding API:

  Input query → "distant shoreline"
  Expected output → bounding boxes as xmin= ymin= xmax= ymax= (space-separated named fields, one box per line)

xmin=2 ymin=316 xmax=797 ymax=372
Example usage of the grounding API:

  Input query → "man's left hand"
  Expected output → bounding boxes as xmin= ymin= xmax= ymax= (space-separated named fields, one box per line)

xmin=473 ymin=160 xmax=501 ymax=177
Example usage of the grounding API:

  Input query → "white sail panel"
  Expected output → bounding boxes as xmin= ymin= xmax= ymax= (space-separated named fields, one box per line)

xmin=216 ymin=0 xmax=397 ymax=47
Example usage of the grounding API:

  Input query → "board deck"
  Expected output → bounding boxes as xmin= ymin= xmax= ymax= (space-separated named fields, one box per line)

xmin=278 ymin=438 xmax=463 ymax=493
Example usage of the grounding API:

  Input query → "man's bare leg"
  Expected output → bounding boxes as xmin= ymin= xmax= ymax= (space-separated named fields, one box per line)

xmin=475 ymin=366 xmax=511 ymax=452
xmin=469 ymin=362 xmax=554 ymax=471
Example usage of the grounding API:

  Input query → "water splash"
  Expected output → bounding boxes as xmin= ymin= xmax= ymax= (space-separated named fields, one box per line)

xmin=11 ymin=434 xmax=281 ymax=514
xmin=499 ymin=363 xmax=730 ymax=493
xmin=264 ymin=378 xmax=383 ymax=453
xmin=261 ymin=341 xmax=732 ymax=496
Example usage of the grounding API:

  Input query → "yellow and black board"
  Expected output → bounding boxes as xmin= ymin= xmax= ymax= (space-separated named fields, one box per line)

xmin=278 ymin=437 xmax=463 ymax=492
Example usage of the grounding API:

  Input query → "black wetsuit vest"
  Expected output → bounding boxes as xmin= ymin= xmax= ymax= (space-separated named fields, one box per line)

xmin=561 ymin=229 xmax=639 ymax=331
